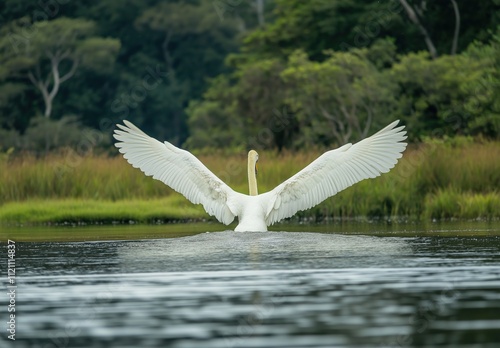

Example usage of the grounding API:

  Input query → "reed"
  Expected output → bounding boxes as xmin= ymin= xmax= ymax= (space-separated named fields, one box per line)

xmin=423 ymin=189 xmax=500 ymax=220
xmin=0 ymin=151 xmax=170 ymax=202
xmin=0 ymin=141 xmax=499 ymax=223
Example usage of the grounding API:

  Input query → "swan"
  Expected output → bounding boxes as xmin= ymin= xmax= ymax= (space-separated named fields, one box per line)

xmin=113 ymin=120 xmax=407 ymax=231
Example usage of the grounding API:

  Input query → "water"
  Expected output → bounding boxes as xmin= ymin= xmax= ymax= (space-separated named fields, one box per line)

xmin=2 ymin=222 xmax=500 ymax=347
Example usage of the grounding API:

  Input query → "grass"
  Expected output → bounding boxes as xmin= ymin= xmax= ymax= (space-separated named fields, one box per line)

xmin=0 ymin=196 xmax=207 ymax=224
xmin=0 ymin=140 xmax=499 ymax=224
xmin=423 ymin=189 xmax=500 ymax=220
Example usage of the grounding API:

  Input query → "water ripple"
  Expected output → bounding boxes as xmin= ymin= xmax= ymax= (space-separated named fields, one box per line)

xmin=10 ymin=230 xmax=500 ymax=347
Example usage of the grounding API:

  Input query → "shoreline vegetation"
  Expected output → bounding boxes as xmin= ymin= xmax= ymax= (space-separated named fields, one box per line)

xmin=1 ymin=139 xmax=499 ymax=226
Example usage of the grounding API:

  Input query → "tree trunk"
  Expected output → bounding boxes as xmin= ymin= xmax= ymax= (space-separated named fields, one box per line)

xmin=399 ymin=0 xmax=438 ymax=59
xmin=320 ymin=106 xmax=352 ymax=145
xmin=162 ymin=30 xmax=175 ymax=84
xmin=28 ymin=53 xmax=78 ymax=118
xmin=44 ymin=96 xmax=52 ymax=117
xmin=256 ymin=0 xmax=265 ymax=26
xmin=450 ymin=0 xmax=460 ymax=55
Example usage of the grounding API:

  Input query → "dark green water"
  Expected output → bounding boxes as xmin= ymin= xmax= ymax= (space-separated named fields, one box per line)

xmin=1 ymin=221 xmax=500 ymax=347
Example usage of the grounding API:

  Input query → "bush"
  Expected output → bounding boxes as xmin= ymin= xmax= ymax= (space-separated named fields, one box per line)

xmin=1 ymin=115 xmax=109 ymax=155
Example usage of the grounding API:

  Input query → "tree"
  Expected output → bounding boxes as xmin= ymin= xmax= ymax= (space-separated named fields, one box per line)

xmin=186 ymin=57 xmax=294 ymax=150
xmin=134 ymin=0 xmax=241 ymax=144
xmin=0 ymin=114 xmax=108 ymax=154
xmin=135 ymin=0 xmax=239 ymax=83
xmin=398 ymin=0 xmax=462 ymax=58
xmin=391 ymin=29 xmax=500 ymax=140
xmin=461 ymin=27 xmax=500 ymax=137
xmin=398 ymin=0 xmax=438 ymax=58
xmin=0 ymin=17 xmax=120 ymax=118
xmin=187 ymin=38 xmax=401 ymax=150
xmin=230 ymin=57 xmax=291 ymax=149
xmin=1 ymin=0 xmax=498 ymax=150
xmin=281 ymin=48 xmax=397 ymax=146
xmin=244 ymin=0 xmax=499 ymax=60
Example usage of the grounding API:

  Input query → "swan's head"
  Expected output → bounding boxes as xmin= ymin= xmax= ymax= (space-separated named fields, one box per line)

xmin=248 ymin=149 xmax=259 ymax=159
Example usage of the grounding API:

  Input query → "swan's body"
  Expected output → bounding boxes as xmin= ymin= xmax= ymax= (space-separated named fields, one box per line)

xmin=114 ymin=120 xmax=407 ymax=231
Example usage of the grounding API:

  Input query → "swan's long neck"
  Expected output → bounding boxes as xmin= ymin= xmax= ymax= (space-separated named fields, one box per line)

xmin=248 ymin=150 xmax=258 ymax=196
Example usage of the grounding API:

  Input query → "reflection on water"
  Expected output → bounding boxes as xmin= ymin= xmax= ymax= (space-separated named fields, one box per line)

xmin=5 ymin=223 xmax=500 ymax=347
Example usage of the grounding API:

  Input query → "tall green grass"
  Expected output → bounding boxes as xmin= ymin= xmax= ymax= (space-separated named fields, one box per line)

xmin=0 ymin=151 xmax=174 ymax=201
xmin=0 ymin=141 xmax=499 ymax=223
xmin=423 ymin=189 xmax=500 ymax=220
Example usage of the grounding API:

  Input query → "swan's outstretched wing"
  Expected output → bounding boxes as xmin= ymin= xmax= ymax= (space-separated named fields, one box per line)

xmin=264 ymin=120 xmax=407 ymax=225
xmin=113 ymin=121 xmax=238 ymax=225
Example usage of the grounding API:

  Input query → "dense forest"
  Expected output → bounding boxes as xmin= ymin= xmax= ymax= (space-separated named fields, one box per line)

xmin=0 ymin=0 xmax=499 ymax=153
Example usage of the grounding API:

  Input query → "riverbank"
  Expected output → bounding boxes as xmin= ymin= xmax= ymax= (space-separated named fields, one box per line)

xmin=0 ymin=140 xmax=499 ymax=224
xmin=0 ymin=197 xmax=207 ymax=225
xmin=0 ymin=191 xmax=498 ymax=226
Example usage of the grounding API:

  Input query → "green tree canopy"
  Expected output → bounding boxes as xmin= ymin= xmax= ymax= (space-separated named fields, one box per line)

xmin=392 ymin=29 xmax=500 ymax=139
xmin=0 ymin=0 xmax=498 ymax=152
xmin=282 ymin=47 xmax=397 ymax=147
xmin=0 ymin=17 xmax=120 ymax=118
xmin=243 ymin=0 xmax=500 ymax=59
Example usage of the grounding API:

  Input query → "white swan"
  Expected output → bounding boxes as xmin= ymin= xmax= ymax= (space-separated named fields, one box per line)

xmin=114 ymin=120 xmax=407 ymax=231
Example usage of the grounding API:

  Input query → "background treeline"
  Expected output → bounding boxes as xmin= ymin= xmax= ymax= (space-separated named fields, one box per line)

xmin=1 ymin=0 xmax=499 ymax=154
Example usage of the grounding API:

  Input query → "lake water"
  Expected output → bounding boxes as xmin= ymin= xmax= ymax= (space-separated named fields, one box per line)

xmin=2 ymin=221 xmax=500 ymax=347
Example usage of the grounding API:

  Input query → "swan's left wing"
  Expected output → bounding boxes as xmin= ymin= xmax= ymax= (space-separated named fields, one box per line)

xmin=263 ymin=120 xmax=407 ymax=226
xmin=113 ymin=121 xmax=239 ymax=225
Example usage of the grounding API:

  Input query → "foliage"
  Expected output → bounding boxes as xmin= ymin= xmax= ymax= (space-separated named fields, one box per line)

xmin=0 ymin=17 xmax=120 ymax=118
xmin=185 ymin=98 xmax=244 ymax=149
xmin=281 ymin=47 xmax=397 ymax=147
xmin=0 ymin=0 xmax=251 ymax=144
xmin=0 ymin=0 xmax=499 ymax=150
xmin=0 ymin=116 xmax=109 ymax=154
xmin=462 ymin=29 xmax=500 ymax=137
xmin=190 ymin=26 xmax=500 ymax=145
xmin=187 ymin=39 xmax=401 ymax=150
xmin=391 ymin=31 xmax=500 ymax=139
xmin=132 ymin=0 xmax=242 ymax=143
xmin=186 ymin=57 xmax=294 ymax=150
xmin=243 ymin=0 xmax=500 ymax=59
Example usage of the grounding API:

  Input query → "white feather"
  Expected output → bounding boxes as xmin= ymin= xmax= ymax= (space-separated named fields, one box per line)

xmin=113 ymin=120 xmax=407 ymax=231
xmin=262 ymin=120 xmax=407 ymax=226
xmin=114 ymin=121 xmax=240 ymax=225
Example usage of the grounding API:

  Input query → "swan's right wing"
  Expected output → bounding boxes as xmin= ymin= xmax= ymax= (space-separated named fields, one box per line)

xmin=113 ymin=121 xmax=239 ymax=225
xmin=264 ymin=120 xmax=407 ymax=225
